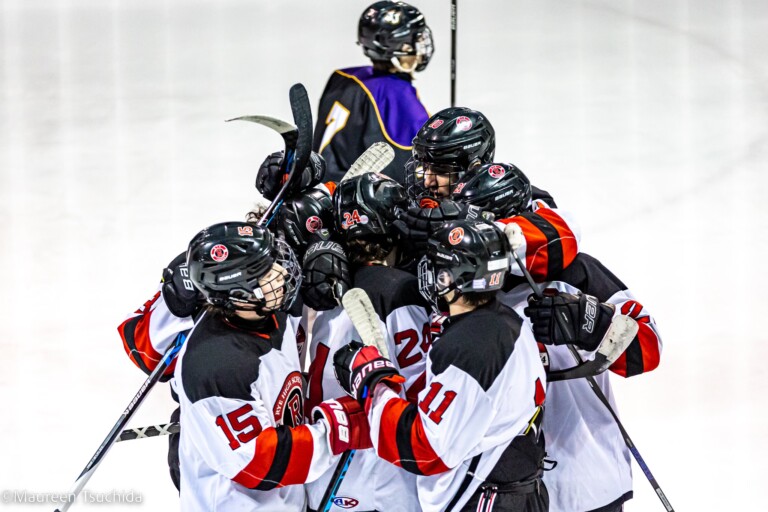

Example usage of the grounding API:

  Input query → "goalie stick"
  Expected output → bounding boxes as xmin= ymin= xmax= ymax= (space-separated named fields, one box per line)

xmin=339 ymin=142 xmax=395 ymax=183
xmin=227 ymin=82 xmax=313 ymax=226
xmin=57 ymin=85 xmax=313 ymax=512
xmin=511 ymin=251 xmax=675 ymax=512
xmin=317 ymin=288 xmax=389 ymax=512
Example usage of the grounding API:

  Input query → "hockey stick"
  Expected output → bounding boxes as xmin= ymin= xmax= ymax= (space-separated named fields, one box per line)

xmin=227 ymin=83 xmax=313 ymax=226
xmin=116 ymin=422 xmax=180 ymax=442
xmin=450 ymin=0 xmax=457 ymax=107
xmin=53 ymin=324 xmax=200 ymax=512
xmin=340 ymin=142 xmax=395 ymax=183
xmin=512 ymin=252 xmax=675 ymax=511
xmin=316 ymin=288 xmax=389 ymax=512
xmin=57 ymin=86 xmax=312 ymax=512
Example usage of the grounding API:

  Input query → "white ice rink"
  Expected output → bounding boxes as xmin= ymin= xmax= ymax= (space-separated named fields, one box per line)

xmin=2 ymin=0 xmax=767 ymax=510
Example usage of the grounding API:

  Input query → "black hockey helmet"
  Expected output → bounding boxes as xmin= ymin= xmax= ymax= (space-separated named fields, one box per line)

xmin=407 ymin=107 xmax=496 ymax=199
xmin=358 ymin=1 xmax=434 ymax=72
xmin=275 ymin=187 xmax=334 ymax=255
xmin=187 ymin=222 xmax=302 ymax=314
xmin=452 ymin=163 xmax=532 ymax=219
xmin=418 ymin=220 xmax=509 ymax=306
xmin=333 ymin=172 xmax=408 ymax=240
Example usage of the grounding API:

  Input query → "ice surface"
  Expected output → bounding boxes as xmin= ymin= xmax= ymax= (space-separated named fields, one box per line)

xmin=2 ymin=1 xmax=766 ymax=510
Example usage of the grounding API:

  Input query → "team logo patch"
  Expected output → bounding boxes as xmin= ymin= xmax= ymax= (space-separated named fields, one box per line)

xmin=429 ymin=119 xmax=444 ymax=129
xmin=453 ymin=182 xmax=466 ymax=194
xmin=305 ymin=215 xmax=323 ymax=233
xmin=448 ymin=227 xmax=464 ymax=245
xmin=273 ymin=371 xmax=304 ymax=428
xmin=210 ymin=244 xmax=229 ymax=262
xmin=333 ymin=496 xmax=360 ymax=509
xmin=488 ymin=165 xmax=506 ymax=178
xmin=237 ymin=226 xmax=253 ymax=236
xmin=455 ymin=116 xmax=473 ymax=131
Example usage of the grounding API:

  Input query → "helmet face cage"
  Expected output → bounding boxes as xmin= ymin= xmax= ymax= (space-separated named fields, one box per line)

xmin=405 ymin=157 xmax=466 ymax=201
xmin=187 ymin=223 xmax=302 ymax=315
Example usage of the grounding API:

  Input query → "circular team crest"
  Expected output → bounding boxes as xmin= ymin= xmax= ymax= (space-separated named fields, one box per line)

xmin=448 ymin=227 xmax=465 ymax=245
xmin=455 ymin=116 xmax=473 ymax=131
xmin=305 ymin=215 xmax=323 ymax=233
xmin=488 ymin=165 xmax=506 ymax=179
xmin=210 ymin=244 xmax=229 ymax=262
xmin=273 ymin=371 xmax=304 ymax=428
xmin=429 ymin=119 xmax=444 ymax=130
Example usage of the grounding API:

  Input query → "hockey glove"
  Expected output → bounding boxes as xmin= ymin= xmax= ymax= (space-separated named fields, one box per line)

xmin=256 ymin=150 xmax=326 ymax=200
xmin=301 ymin=231 xmax=351 ymax=311
xmin=333 ymin=341 xmax=405 ymax=407
xmin=161 ymin=254 xmax=203 ymax=318
xmin=312 ymin=396 xmax=373 ymax=455
xmin=524 ymin=289 xmax=615 ymax=351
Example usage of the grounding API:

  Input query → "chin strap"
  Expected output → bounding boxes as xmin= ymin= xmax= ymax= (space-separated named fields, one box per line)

xmin=389 ymin=56 xmax=416 ymax=75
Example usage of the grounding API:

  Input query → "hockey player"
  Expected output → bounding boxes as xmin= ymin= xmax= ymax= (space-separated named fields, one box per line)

xmin=456 ymin=164 xmax=662 ymax=512
xmin=176 ymin=221 xmax=372 ymax=511
xmin=314 ymin=1 xmax=433 ymax=183
xmin=304 ymin=172 xmax=431 ymax=511
xmin=335 ymin=219 xmax=549 ymax=511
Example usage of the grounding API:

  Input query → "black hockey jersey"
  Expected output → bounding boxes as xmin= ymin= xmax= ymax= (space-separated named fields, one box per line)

xmin=313 ymin=66 xmax=430 ymax=184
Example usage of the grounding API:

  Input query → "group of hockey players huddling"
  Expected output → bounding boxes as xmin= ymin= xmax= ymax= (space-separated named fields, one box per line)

xmin=117 ymin=2 xmax=662 ymax=512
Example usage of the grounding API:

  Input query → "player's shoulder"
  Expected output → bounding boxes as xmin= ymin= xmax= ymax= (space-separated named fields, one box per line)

xmin=181 ymin=314 xmax=273 ymax=403
xmin=353 ymin=265 xmax=429 ymax=317
xmin=430 ymin=300 xmax=523 ymax=391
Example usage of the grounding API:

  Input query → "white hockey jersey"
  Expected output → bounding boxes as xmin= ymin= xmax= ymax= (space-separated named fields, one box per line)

xmin=499 ymin=253 xmax=663 ymax=512
xmin=174 ymin=311 xmax=338 ymax=511
xmin=367 ymin=299 xmax=547 ymax=512
xmin=304 ymin=265 xmax=431 ymax=511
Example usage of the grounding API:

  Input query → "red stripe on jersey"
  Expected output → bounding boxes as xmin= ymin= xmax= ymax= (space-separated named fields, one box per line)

xmin=117 ymin=292 xmax=174 ymax=377
xmin=377 ymin=398 xmax=411 ymax=468
xmin=534 ymin=378 xmax=546 ymax=406
xmin=410 ymin=412 xmax=450 ymax=475
xmin=535 ymin=208 xmax=579 ymax=270
xmin=279 ymin=425 xmax=314 ymax=487
xmin=232 ymin=427 xmax=279 ymax=488
xmin=504 ymin=216 xmax=550 ymax=280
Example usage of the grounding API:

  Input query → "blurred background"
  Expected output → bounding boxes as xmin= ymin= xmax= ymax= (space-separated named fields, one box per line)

xmin=1 ymin=0 xmax=766 ymax=510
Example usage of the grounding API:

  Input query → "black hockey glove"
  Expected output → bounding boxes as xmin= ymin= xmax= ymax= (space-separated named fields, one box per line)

xmin=333 ymin=341 xmax=405 ymax=405
xmin=256 ymin=150 xmax=326 ymax=200
xmin=300 ymin=230 xmax=351 ymax=311
xmin=524 ymin=289 xmax=615 ymax=351
xmin=161 ymin=253 xmax=203 ymax=318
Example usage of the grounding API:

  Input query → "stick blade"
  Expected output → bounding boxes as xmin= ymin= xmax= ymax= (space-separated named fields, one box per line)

xmin=340 ymin=142 xmax=395 ymax=182
xmin=341 ymin=288 xmax=389 ymax=358
xmin=288 ymin=83 xmax=313 ymax=183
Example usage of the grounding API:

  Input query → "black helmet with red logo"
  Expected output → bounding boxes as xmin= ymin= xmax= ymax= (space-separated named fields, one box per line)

xmin=187 ymin=222 xmax=301 ymax=313
xmin=452 ymin=163 xmax=532 ymax=219
xmin=407 ymin=107 xmax=496 ymax=199
xmin=276 ymin=188 xmax=334 ymax=254
xmin=333 ymin=173 xmax=408 ymax=241
xmin=418 ymin=220 xmax=509 ymax=306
